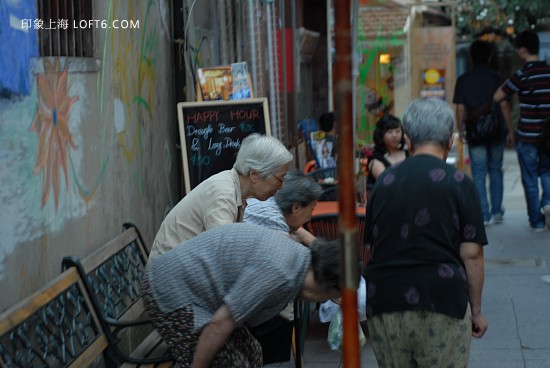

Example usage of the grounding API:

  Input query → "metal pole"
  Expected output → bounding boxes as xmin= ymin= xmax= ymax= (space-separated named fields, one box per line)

xmin=334 ymin=0 xmax=360 ymax=367
xmin=327 ymin=0 xmax=333 ymax=111
xmin=280 ymin=0 xmax=289 ymax=147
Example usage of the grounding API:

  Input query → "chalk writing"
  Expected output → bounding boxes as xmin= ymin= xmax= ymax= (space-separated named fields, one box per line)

xmin=185 ymin=110 xmax=220 ymax=124
xmin=191 ymin=152 xmax=211 ymax=167
xmin=177 ymin=98 xmax=270 ymax=194
xmin=186 ymin=124 xmax=213 ymax=139
xmin=240 ymin=122 xmax=255 ymax=132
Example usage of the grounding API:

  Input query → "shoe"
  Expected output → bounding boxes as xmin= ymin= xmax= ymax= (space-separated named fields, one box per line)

xmin=493 ymin=212 xmax=504 ymax=224
xmin=484 ymin=218 xmax=498 ymax=226
xmin=531 ymin=226 xmax=545 ymax=233
xmin=543 ymin=205 xmax=550 ymax=230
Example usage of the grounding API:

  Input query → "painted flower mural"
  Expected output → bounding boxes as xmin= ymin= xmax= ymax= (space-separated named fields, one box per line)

xmin=30 ymin=59 xmax=78 ymax=211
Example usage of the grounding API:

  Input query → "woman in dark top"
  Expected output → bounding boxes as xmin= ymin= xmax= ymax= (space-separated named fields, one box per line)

xmin=367 ymin=114 xmax=408 ymax=186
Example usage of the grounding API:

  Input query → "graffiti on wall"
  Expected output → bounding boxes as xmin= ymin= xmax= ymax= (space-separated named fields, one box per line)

xmin=356 ymin=22 xmax=405 ymax=145
xmin=99 ymin=0 xmax=162 ymax=194
xmin=0 ymin=0 xmax=171 ymax=277
xmin=30 ymin=58 xmax=78 ymax=211
xmin=0 ymin=0 xmax=38 ymax=96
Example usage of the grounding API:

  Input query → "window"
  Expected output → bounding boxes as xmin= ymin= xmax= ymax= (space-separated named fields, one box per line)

xmin=37 ymin=0 xmax=93 ymax=57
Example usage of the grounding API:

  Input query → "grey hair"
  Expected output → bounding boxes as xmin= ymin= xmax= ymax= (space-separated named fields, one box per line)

xmin=402 ymin=98 xmax=455 ymax=148
xmin=274 ymin=170 xmax=323 ymax=213
xmin=233 ymin=133 xmax=294 ymax=178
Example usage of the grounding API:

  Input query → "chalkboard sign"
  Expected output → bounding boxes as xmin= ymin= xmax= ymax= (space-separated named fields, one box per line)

xmin=177 ymin=98 xmax=271 ymax=195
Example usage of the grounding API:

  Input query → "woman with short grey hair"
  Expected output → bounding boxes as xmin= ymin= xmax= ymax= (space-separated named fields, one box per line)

xmin=275 ymin=170 xmax=323 ymax=214
xmin=150 ymin=133 xmax=293 ymax=257
xmin=401 ymin=97 xmax=455 ymax=148
xmin=243 ymin=170 xmax=322 ymax=364
xmin=234 ymin=133 xmax=294 ymax=179
xmin=364 ymin=98 xmax=488 ymax=367
xmin=244 ymin=170 xmax=322 ymax=245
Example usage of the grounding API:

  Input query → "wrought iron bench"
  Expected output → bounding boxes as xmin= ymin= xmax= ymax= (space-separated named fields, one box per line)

xmin=62 ymin=223 xmax=176 ymax=368
xmin=0 ymin=266 xmax=109 ymax=367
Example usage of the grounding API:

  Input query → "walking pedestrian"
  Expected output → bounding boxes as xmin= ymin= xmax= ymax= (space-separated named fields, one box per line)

xmin=363 ymin=98 xmax=488 ymax=367
xmin=454 ymin=40 xmax=513 ymax=225
xmin=494 ymin=30 xmax=550 ymax=231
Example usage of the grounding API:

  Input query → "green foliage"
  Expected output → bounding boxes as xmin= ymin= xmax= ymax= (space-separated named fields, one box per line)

xmin=455 ymin=0 xmax=550 ymax=39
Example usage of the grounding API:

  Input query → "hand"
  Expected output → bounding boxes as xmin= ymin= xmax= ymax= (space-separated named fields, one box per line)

xmin=458 ymin=130 xmax=467 ymax=143
xmin=471 ymin=312 xmax=488 ymax=338
xmin=505 ymin=131 xmax=515 ymax=149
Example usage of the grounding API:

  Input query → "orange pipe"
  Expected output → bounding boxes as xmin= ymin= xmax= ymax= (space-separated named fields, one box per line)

xmin=334 ymin=0 xmax=360 ymax=367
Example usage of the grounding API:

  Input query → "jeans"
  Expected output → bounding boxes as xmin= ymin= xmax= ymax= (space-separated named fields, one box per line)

xmin=515 ymin=141 xmax=550 ymax=228
xmin=469 ymin=142 xmax=505 ymax=222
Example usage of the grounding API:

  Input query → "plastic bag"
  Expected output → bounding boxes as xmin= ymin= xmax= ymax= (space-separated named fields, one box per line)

xmin=327 ymin=307 xmax=367 ymax=351
xmin=319 ymin=276 xmax=367 ymax=323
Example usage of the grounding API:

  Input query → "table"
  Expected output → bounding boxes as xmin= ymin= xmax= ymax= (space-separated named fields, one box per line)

xmin=308 ymin=201 xmax=369 ymax=267
xmin=311 ymin=201 xmax=366 ymax=217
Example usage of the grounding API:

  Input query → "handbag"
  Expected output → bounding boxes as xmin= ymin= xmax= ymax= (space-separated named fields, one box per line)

xmin=465 ymin=102 xmax=504 ymax=145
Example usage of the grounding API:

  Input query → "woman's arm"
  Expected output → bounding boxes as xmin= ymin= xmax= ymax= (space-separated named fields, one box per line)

xmin=369 ymin=159 xmax=386 ymax=179
xmin=460 ymin=242 xmax=488 ymax=338
xmin=291 ymin=227 xmax=316 ymax=246
xmin=192 ymin=304 xmax=236 ymax=368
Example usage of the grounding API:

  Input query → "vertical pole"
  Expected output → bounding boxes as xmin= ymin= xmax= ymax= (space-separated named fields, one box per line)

xmin=334 ymin=0 xmax=360 ymax=367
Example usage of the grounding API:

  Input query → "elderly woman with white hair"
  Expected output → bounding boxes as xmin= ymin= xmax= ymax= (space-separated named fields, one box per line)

xmin=150 ymin=133 xmax=293 ymax=257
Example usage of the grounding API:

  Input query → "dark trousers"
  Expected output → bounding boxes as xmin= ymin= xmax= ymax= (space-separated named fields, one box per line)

xmin=249 ymin=315 xmax=293 ymax=364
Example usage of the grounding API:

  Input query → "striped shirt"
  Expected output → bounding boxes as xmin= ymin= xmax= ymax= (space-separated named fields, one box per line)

xmin=146 ymin=223 xmax=310 ymax=331
xmin=243 ymin=197 xmax=289 ymax=234
xmin=502 ymin=60 xmax=550 ymax=143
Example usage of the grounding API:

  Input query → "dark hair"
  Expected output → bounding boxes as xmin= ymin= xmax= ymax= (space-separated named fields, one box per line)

xmin=310 ymin=239 xmax=361 ymax=291
xmin=372 ymin=114 xmax=404 ymax=154
xmin=470 ymin=40 xmax=492 ymax=65
xmin=310 ymin=239 xmax=340 ymax=291
xmin=515 ymin=31 xmax=539 ymax=55
xmin=319 ymin=112 xmax=335 ymax=132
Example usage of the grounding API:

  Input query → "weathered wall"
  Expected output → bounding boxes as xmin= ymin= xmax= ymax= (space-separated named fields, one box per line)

xmin=0 ymin=0 xmax=178 ymax=312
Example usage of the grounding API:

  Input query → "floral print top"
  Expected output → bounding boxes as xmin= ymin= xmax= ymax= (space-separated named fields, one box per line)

xmin=363 ymin=154 xmax=487 ymax=319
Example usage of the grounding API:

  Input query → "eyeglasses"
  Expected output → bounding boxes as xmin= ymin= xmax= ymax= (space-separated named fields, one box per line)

xmin=272 ymin=174 xmax=285 ymax=184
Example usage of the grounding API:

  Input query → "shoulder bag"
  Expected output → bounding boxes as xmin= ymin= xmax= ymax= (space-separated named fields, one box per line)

xmin=465 ymin=102 xmax=504 ymax=146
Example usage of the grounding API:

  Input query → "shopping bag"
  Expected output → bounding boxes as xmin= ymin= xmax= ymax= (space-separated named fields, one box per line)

xmin=326 ymin=307 xmax=367 ymax=351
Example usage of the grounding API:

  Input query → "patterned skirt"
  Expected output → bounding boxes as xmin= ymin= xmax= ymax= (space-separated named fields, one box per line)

xmin=141 ymin=274 xmax=263 ymax=367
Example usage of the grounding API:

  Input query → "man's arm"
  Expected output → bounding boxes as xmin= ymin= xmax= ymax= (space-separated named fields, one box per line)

xmin=192 ymin=304 xmax=236 ymax=368
xmin=493 ymin=83 xmax=507 ymax=103
xmin=460 ymin=242 xmax=488 ymax=338
xmin=456 ymin=103 xmax=466 ymax=141
xmin=500 ymin=99 xmax=514 ymax=148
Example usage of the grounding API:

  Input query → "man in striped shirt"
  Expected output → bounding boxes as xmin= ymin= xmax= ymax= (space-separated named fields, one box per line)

xmin=494 ymin=30 xmax=550 ymax=231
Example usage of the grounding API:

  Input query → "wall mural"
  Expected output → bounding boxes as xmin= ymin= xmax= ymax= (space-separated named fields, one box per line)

xmin=0 ymin=0 xmax=37 ymax=96
xmin=30 ymin=58 xmax=78 ymax=211
xmin=104 ymin=0 xmax=161 ymax=194
xmin=0 ymin=0 xmax=171 ymax=279
xmin=356 ymin=21 xmax=405 ymax=146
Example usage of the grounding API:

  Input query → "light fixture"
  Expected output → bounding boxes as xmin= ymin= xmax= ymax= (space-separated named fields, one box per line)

xmin=379 ymin=53 xmax=390 ymax=64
